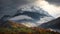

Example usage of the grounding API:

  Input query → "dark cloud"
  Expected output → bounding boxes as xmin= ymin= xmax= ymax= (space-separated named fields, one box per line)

xmin=0 ymin=0 xmax=36 ymax=18
xmin=45 ymin=0 xmax=60 ymax=6
xmin=46 ymin=0 xmax=60 ymax=2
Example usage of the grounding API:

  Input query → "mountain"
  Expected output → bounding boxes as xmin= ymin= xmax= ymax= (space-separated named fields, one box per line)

xmin=0 ymin=15 xmax=12 ymax=27
xmin=0 ymin=6 xmax=60 ymax=33
xmin=0 ymin=20 xmax=60 ymax=34
xmin=39 ymin=17 xmax=60 ymax=29
xmin=0 ymin=6 xmax=54 ymax=27
xmin=8 ymin=6 xmax=54 ymax=27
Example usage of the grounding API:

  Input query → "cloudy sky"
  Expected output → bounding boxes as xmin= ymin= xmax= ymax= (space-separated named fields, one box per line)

xmin=0 ymin=0 xmax=60 ymax=27
xmin=0 ymin=0 xmax=60 ymax=18
xmin=0 ymin=0 xmax=35 ymax=16
xmin=33 ymin=0 xmax=60 ymax=18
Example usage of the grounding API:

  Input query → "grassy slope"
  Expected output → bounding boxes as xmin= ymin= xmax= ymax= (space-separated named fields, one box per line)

xmin=0 ymin=20 xmax=60 ymax=34
xmin=0 ymin=27 xmax=60 ymax=34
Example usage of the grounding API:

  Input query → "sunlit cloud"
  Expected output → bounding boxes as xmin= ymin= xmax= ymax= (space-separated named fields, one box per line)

xmin=34 ymin=0 xmax=60 ymax=18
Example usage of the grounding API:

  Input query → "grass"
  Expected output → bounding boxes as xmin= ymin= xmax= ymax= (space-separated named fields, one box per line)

xmin=0 ymin=27 xmax=60 ymax=34
xmin=0 ymin=27 xmax=36 ymax=32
